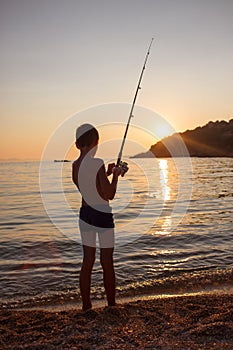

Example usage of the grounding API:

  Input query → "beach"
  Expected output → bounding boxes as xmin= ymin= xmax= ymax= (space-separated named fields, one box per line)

xmin=1 ymin=293 xmax=233 ymax=350
xmin=1 ymin=160 xmax=233 ymax=349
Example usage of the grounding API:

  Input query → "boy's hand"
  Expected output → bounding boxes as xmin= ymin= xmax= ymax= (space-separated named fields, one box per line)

xmin=107 ymin=161 xmax=129 ymax=177
xmin=106 ymin=163 xmax=116 ymax=176
xmin=112 ymin=166 xmax=122 ymax=177
xmin=119 ymin=161 xmax=129 ymax=177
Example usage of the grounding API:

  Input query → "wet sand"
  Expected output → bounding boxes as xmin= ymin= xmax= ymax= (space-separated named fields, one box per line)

xmin=1 ymin=293 xmax=233 ymax=349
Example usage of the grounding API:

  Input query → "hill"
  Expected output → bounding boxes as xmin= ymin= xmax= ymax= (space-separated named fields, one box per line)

xmin=132 ymin=119 xmax=233 ymax=158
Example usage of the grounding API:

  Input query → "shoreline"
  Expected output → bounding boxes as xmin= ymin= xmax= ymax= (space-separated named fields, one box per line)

xmin=7 ymin=284 xmax=233 ymax=313
xmin=2 ymin=280 xmax=233 ymax=312
xmin=1 ymin=292 xmax=233 ymax=349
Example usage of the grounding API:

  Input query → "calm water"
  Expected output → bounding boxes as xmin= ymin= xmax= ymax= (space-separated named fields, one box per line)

xmin=0 ymin=158 xmax=233 ymax=308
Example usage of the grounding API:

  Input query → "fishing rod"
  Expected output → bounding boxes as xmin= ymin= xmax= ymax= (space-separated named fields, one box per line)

xmin=116 ymin=38 xmax=154 ymax=169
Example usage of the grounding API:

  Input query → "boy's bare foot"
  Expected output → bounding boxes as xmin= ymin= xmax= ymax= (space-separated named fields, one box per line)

xmin=108 ymin=302 xmax=116 ymax=307
xmin=82 ymin=302 xmax=92 ymax=312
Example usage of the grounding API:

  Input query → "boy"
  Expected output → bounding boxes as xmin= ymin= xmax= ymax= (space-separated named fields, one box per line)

xmin=72 ymin=123 xmax=127 ymax=311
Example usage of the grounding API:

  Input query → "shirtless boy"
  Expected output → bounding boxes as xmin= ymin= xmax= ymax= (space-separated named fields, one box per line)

xmin=72 ymin=124 xmax=127 ymax=311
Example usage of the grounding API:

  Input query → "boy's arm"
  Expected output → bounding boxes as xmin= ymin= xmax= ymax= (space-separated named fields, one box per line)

xmin=72 ymin=161 xmax=78 ymax=188
xmin=97 ymin=164 xmax=121 ymax=200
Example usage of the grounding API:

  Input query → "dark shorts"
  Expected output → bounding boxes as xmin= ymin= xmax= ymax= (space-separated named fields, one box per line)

xmin=79 ymin=205 xmax=115 ymax=229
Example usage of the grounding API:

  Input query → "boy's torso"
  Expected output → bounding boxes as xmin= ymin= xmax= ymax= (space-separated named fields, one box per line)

xmin=73 ymin=156 xmax=110 ymax=208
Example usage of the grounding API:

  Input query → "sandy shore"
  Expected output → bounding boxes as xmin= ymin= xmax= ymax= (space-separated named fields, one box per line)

xmin=1 ymin=293 xmax=233 ymax=350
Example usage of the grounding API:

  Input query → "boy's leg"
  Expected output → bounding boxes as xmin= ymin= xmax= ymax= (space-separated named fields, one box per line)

xmin=80 ymin=245 xmax=96 ymax=311
xmin=100 ymin=247 xmax=115 ymax=306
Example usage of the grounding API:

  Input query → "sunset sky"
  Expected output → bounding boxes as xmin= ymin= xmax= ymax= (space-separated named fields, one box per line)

xmin=1 ymin=0 xmax=233 ymax=160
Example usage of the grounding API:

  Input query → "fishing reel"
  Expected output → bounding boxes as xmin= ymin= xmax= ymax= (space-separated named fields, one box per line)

xmin=119 ymin=161 xmax=129 ymax=177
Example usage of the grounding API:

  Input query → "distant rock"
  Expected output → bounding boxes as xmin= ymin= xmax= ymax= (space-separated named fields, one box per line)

xmin=132 ymin=119 xmax=233 ymax=158
xmin=54 ymin=159 xmax=71 ymax=162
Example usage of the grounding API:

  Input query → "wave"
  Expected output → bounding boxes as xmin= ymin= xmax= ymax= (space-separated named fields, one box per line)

xmin=1 ymin=267 xmax=232 ymax=310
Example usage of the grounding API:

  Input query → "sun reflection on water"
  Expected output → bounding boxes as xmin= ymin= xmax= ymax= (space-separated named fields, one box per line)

xmin=159 ymin=159 xmax=170 ymax=201
xmin=156 ymin=159 xmax=172 ymax=235
xmin=153 ymin=216 xmax=172 ymax=236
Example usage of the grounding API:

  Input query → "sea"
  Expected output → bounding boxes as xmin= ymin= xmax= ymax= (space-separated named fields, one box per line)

xmin=0 ymin=158 xmax=233 ymax=310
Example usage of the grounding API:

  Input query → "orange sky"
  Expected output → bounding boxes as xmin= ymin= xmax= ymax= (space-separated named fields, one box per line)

xmin=1 ymin=0 xmax=233 ymax=160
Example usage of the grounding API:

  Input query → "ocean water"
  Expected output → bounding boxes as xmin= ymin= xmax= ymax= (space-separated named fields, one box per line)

xmin=0 ymin=158 xmax=233 ymax=309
